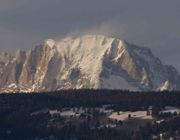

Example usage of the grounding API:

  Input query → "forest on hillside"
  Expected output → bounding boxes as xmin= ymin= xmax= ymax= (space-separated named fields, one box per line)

xmin=0 ymin=90 xmax=180 ymax=140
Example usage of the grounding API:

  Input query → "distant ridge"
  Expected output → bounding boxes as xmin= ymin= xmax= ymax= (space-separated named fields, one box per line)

xmin=0 ymin=35 xmax=180 ymax=93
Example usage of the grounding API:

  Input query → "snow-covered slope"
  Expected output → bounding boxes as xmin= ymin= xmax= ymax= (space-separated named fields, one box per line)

xmin=0 ymin=35 xmax=180 ymax=93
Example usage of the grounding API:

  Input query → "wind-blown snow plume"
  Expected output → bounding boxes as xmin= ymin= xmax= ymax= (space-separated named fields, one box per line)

xmin=0 ymin=35 xmax=180 ymax=93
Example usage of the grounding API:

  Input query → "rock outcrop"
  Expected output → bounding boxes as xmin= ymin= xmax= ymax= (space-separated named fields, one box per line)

xmin=0 ymin=35 xmax=180 ymax=93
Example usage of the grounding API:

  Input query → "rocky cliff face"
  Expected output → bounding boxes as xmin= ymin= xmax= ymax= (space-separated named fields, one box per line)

xmin=0 ymin=52 xmax=12 ymax=74
xmin=0 ymin=35 xmax=180 ymax=93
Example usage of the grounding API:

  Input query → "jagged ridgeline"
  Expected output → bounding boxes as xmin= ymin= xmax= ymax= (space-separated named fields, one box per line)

xmin=0 ymin=35 xmax=180 ymax=93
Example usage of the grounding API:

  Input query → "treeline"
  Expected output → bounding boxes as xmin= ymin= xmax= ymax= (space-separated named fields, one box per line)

xmin=0 ymin=90 xmax=180 ymax=109
xmin=134 ymin=116 xmax=180 ymax=140
xmin=0 ymin=90 xmax=180 ymax=140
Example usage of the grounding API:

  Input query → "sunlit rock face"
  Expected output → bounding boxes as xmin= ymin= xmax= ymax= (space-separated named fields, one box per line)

xmin=0 ymin=35 xmax=180 ymax=93
xmin=0 ymin=52 xmax=12 ymax=74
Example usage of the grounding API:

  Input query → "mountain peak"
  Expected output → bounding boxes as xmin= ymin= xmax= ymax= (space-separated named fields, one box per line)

xmin=0 ymin=35 xmax=180 ymax=93
xmin=45 ymin=39 xmax=56 ymax=48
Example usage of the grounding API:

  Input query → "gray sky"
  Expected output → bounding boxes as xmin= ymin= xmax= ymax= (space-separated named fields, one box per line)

xmin=0 ymin=0 xmax=180 ymax=71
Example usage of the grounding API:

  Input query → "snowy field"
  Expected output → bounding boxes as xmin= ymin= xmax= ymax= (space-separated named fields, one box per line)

xmin=160 ymin=106 xmax=179 ymax=114
xmin=108 ymin=111 xmax=152 ymax=121
xmin=48 ymin=105 xmax=179 ymax=122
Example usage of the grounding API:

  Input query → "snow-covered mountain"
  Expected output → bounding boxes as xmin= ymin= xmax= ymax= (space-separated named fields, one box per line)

xmin=0 ymin=35 xmax=180 ymax=93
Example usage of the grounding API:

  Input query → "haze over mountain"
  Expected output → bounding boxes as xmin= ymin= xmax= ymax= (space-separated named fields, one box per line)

xmin=0 ymin=0 xmax=180 ymax=71
xmin=0 ymin=35 xmax=180 ymax=93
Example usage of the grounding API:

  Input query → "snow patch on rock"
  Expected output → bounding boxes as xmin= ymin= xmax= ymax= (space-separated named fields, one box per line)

xmin=45 ymin=39 xmax=55 ymax=48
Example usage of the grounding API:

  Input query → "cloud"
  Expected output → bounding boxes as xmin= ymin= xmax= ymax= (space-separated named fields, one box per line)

xmin=0 ymin=0 xmax=180 ymax=71
xmin=0 ymin=27 xmax=43 ymax=54
xmin=0 ymin=0 xmax=26 ymax=11
xmin=62 ymin=20 xmax=126 ymax=38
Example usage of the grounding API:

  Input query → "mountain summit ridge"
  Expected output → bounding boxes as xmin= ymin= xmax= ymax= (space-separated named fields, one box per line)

xmin=0 ymin=35 xmax=180 ymax=93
